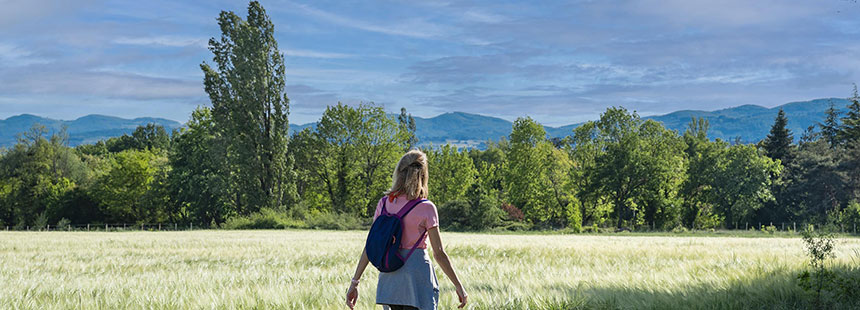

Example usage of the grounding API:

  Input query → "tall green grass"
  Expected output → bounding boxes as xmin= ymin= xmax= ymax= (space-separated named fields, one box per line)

xmin=1 ymin=230 xmax=858 ymax=309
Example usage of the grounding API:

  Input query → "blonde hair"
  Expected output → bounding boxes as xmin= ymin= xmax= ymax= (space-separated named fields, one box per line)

xmin=384 ymin=149 xmax=429 ymax=200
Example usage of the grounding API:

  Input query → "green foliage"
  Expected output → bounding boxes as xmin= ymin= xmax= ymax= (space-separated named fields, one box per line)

xmin=427 ymin=144 xmax=477 ymax=206
xmin=91 ymin=149 xmax=166 ymax=223
xmin=222 ymin=207 xmax=366 ymax=230
xmin=797 ymin=227 xmax=836 ymax=308
xmin=291 ymin=103 xmax=407 ymax=216
xmin=438 ymin=183 xmax=504 ymax=231
xmin=711 ymin=144 xmax=781 ymax=227
xmin=167 ymin=107 xmax=232 ymax=225
xmin=820 ymin=101 xmax=841 ymax=147
xmin=578 ymin=108 xmax=686 ymax=229
xmin=762 ymin=108 xmax=794 ymax=165
xmin=201 ymin=1 xmax=296 ymax=214
xmin=505 ymin=117 xmax=577 ymax=228
xmin=839 ymin=84 xmax=860 ymax=143
xmin=56 ymin=218 xmax=71 ymax=230
xmin=398 ymin=107 xmax=418 ymax=150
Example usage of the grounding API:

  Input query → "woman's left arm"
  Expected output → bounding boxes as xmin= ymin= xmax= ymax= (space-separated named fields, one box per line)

xmin=346 ymin=248 xmax=369 ymax=309
xmin=429 ymin=227 xmax=468 ymax=308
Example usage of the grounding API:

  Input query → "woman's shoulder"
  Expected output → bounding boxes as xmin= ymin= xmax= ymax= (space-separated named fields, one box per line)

xmin=416 ymin=199 xmax=437 ymax=211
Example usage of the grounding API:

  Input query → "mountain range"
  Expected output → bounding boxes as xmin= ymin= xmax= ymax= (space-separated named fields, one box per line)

xmin=0 ymin=98 xmax=852 ymax=149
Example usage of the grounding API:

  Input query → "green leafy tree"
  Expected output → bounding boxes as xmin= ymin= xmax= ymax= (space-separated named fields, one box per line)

xmin=505 ymin=117 xmax=577 ymax=227
xmin=711 ymin=145 xmax=781 ymax=227
xmin=131 ymin=124 xmax=170 ymax=151
xmin=427 ymin=144 xmax=477 ymax=206
xmin=437 ymin=182 xmax=504 ymax=231
xmin=680 ymin=118 xmax=725 ymax=228
xmin=0 ymin=126 xmax=85 ymax=226
xmin=581 ymin=108 xmax=686 ymax=229
xmin=91 ymin=149 xmax=165 ymax=223
xmin=201 ymin=1 xmax=296 ymax=214
xmin=293 ymin=103 xmax=406 ymax=216
xmin=167 ymin=107 xmax=232 ymax=225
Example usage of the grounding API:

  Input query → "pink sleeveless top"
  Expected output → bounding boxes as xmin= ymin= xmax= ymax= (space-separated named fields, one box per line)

xmin=372 ymin=195 xmax=439 ymax=249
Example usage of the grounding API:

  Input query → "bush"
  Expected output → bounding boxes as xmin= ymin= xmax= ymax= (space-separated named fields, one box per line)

xmin=57 ymin=218 xmax=71 ymax=231
xmin=835 ymin=201 xmax=860 ymax=233
xmin=581 ymin=224 xmax=600 ymax=233
xmin=566 ymin=200 xmax=582 ymax=233
xmin=761 ymin=224 xmax=777 ymax=234
xmin=34 ymin=212 xmax=48 ymax=230
xmin=437 ymin=184 xmax=505 ymax=231
xmin=501 ymin=203 xmax=524 ymax=222
xmin=222 ymin=207 xmax=370 ymax=231
xmin=493 ymin=221 xmax=532 ymax=231
xmin=223 ymin=208 xmax=307 ymax=229
xmin=671 ymin=226 xmax=688 ymax=234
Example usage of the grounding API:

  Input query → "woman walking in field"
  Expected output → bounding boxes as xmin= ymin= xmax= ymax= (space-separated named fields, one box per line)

xmin=346 ymin=150 xmax=468 ymax=310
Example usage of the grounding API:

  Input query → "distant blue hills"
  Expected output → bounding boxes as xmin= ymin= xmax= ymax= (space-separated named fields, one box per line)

xmin=0 ymin=98 xmax=852 ymax=148
xmin=0 ymin=114 xmax=183 ymax=147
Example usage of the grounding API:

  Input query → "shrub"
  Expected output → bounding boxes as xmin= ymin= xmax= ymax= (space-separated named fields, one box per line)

xmin=581 ymin=224 xmax=600 ymax=233
xmin=438 ymin=200 xmax=470 ymax=231
xmin=567 ymin=201 xmax=582 ymax=233
xmin=797 ymin=227 xmax=835 ymax=308
xmin=671 ymin=226 xmax=688 ymax=234
xmin=438 ymin=184 xmax=505 ymax=231
xmin=57 ymin=218 xmax=71 ymax=231
xmin=223 ymin=208 xmax=307 ymax=230
xmin=34 ymin=212 xmax=48 ymax=230
xmin=760 ymin=224 xmax=777 ymax=234
xmin=501 ymin=203 xmax=524 ymax=222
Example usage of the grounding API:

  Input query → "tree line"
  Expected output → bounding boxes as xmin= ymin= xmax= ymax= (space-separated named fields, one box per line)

xmin=1 ymin=2 xmax=859 ymax=232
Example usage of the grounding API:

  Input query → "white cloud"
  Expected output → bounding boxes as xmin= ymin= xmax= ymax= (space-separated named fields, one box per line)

xmin=0 ymin=43 xmax=50 ymax=66
xmin=292 ymin=2 xmax=448 ymax=39
xmin=113 ymin=36 xmax=208 ymax=48
xmin=281 ymin=48 xmax=353 ymax=59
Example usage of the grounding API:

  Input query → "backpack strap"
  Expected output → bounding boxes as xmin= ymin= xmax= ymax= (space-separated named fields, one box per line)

xmin=380 ymin=196 xmax=390 ymax=216
xmin=395 ymin=199 xmax=430 ymax=262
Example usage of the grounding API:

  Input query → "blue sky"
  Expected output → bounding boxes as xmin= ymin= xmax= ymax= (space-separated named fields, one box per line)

xmin=1 ymin=0 xmax=859 ymax=126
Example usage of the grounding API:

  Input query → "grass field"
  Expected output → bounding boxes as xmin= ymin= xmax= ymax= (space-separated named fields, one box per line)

xmin=1 ymin=230 xmax=859 ymax=309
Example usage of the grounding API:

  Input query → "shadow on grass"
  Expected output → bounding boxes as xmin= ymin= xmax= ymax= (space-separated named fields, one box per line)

xmin=473 ymin=265 xmax=860 ymax=310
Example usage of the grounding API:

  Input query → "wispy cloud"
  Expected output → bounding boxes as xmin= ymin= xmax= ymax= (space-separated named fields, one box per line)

xmin=281 ymin=48 xmax=353 ymax=59
xmin=0 ymin=43 xmax=51 ymax=67
xmin=1 ymin=0 xmax=859 ymax=126
xmin=290 ymin=2 xmax=448 ymax=39
xmin=113 ymin=36 xmax=208 ymax=48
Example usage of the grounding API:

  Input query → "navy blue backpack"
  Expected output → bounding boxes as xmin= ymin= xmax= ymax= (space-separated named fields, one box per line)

xmin=365 ymin=197 xmax=428 ymax=272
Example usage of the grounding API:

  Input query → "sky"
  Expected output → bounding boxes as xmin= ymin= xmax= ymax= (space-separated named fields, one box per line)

xmin=1 ymin=0 xmax=859 ymax=126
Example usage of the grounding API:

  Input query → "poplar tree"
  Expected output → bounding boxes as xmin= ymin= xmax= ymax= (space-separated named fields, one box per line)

xmin=398 ymin=107 xmax=418 ymax=150
xmin=201 ymin=1 xmax=296 ymax=214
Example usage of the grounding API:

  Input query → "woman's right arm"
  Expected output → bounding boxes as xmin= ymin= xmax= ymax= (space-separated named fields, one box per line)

xmin=345 ymin=248 xmax=369 ymax=310
xmin=428 ymin=227 xmax=467 ymax=308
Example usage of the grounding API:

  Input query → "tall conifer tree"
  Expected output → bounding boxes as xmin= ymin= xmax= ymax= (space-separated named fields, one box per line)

xmin=763 ymin=108 xmax=793 ymax=164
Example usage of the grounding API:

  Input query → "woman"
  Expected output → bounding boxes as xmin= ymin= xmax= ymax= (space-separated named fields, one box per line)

xmin=346 ymin=150 xmax=468 ymax=310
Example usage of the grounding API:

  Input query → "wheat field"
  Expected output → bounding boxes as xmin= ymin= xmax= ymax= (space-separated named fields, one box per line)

xmin=1 ymin=230 xmax=858 ymax=309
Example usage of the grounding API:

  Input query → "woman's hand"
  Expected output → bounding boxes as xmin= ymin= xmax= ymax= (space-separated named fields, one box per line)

xmin=455 ymin=285 xmax=468 ymax=308
xmin=346 ymin=283 xmax=358 ymax=309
